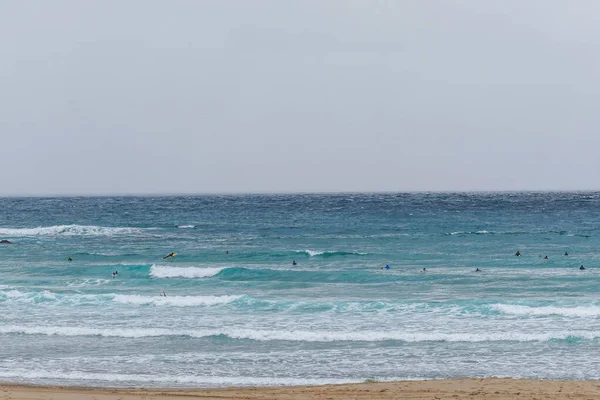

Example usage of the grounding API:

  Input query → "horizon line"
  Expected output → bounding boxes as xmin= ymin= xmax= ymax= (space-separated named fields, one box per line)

xmin=1 ymin=189 xmax=600 ymax=198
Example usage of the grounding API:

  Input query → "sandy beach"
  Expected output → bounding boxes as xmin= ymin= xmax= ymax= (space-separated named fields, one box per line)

xmin=1 ymin=379 xmax=599 ymax=400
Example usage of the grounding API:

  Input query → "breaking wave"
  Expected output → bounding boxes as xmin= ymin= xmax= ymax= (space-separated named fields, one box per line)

xmin=296 ymin=250 xmax=368 ymax=257
xmin=493 ymin=304 xmax=600 ymax=317
xmin=113 ymin=294 xmax=242 ymax=307
xmin=1 ymin=325 xmax=597 ymax=343
xmin=0 ymin=289 xmax=241 ymax=307
xmin=149 ymin=265 xmax=224 ymax=278
xmin=0 ymin=369 xmax=357 ymax=387
xmin=0 ymin=224 xmax=143 ymax=237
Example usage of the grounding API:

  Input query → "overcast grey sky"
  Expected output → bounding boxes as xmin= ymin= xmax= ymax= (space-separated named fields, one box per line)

xmin=1 ymin=1 xmax=600 ymax=195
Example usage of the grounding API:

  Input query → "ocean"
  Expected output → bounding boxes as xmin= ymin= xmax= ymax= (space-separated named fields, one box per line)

xmin=0 ymin=193 xmax=599 ymax=387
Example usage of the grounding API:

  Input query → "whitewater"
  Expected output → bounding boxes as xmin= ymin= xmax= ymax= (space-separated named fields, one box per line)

xmin=1 ymin=193 xmax=600 ymax=387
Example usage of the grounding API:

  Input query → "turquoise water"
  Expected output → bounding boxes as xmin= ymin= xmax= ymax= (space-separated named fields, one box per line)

xmin=1 ymin=193 xmax=600 ymax=387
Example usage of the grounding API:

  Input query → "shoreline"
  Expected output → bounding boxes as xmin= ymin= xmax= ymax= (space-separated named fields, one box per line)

xmin=1 ymin=378 xmax=599 ymax=400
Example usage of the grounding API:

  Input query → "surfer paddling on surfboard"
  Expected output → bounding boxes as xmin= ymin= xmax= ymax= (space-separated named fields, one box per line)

xmin=163 ymin=252 xmax=177 ymax=260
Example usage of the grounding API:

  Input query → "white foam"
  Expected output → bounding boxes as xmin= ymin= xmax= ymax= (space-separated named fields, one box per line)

xmin=493 ymin=304 xmax=600 ymax=317
xmin=1 ymin=325 xmax=596 ymax=342
xmin=149 ymin=265 xmax=224 ymax=279
xmin=178 ymin=225 xmax=196 ymax=229
xmin=0 ymin=326 xmax=174 ymax=337
xmin=0 ymin=369 xmax=357 ymax=387
xmin=0 ymin=224 xmax=142 ymax=237
xmin=0 ymin=289 xmax=241 ymax=307
xmin=301 ymin=249 xmax=324 ymax=256
xmin=113 ymin=294 xmax=242 ymax=307
xmin=66 ymin=278 xmax=111 ymax=287
xmin=449 ymin=231 xmax=492 ymax=235
xmin=0 ymin=290 xmax=109 ymax=305
xmin=298 ymin=250 xmax=367 ymax=257
xmin=3 ymin=289 xmax=26 ymax=299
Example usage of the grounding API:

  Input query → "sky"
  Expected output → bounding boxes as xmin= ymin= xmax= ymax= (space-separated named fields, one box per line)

xmin=1 ymin=0 xmax=600 ymax=195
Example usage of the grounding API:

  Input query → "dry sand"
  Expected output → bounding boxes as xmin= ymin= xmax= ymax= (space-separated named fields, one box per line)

xmin=1 ymin=379 xmax=599 ymax=400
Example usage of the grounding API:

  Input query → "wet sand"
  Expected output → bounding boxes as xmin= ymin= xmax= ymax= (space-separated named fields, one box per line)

xmin=1 ymin=378 xmax=599 ymax=400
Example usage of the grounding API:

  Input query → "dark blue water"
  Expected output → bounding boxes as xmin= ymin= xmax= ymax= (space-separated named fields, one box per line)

xmin=0 ymin=193 xmax=599 ymax=386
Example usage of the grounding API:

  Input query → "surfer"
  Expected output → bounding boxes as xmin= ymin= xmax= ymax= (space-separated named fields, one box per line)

xmin=565 ymin=252 xmax=569 ymax=256
xmin=380 ymin=265 xmax=389 ymax=270
xmin=292 ymin=260 xmax=297 ymax=266
xmin=68 ymin=257 xmax=72 ymax=262
xmin=422 ymin=268 xmax=426 ymax=272
xmin=0 ymin=240 xmax=12 ymax=244
xmin=159 ymin=290 xmax=166 ymax=297
xmin=163 ymin=252 xmax=177 ymax=260
xmin=515 ymin=251 xmax=521 ymax=256
xmin=475 ymin=268 xmax=481 ymax=272
xmin=543 ymin=255 xmax=548 ymax=260
xmin=580 ymin=265 xmax=586 ymax=270
xmin=226 ymin=251 xmax=229 ymax=254
xmin=112 ymin=271 xmax=118 ymax=278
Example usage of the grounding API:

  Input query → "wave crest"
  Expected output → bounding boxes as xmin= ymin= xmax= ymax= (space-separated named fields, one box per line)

xmin=113 ymin=294 xmax=242 ymax=307
xmin=1 ymin=325 xmax=597 ymax=343
xmin=149 ymin=265 xmax=224 ymax=279
xmin=297 ymin=250 xmax=368 ymax=257
xmin=0 ymin=224 xmax=142 ymax=237
xmin=493 ymin=304 xmax=600 ymax=317
xmin=0 ymin=289 xmax=242 ymax=307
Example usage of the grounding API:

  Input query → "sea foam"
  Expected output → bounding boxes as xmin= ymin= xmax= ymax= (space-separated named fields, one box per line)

xmin=0 ymin=224 xmax=142 ymax=237
xmin=493 ymin=304 xmax=600 ymax=317
xmin=297 ymin=250 xmax=368 ymax=257
xmin=113 ymin=294 xmax=241 ymax=307
xmin=2 ymin=325 xmax=597 ymax=342
xmin=0 ymin=369 xmax=357 ymax=387
xmin=149 ymin=265 xmax=224 ymax=278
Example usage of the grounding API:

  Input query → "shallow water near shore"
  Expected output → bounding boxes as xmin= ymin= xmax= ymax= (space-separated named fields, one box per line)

xmin=1 ymin=193 xmax=599 ymax=387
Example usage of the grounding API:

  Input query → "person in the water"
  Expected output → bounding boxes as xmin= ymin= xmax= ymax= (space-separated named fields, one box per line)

xmin=422 ymin=268 xmax=426 ymax=272
xmin=565 ymin=252 xmax=569 ymax=256
xmin=163 ymin=252 xmax=176 ymax=260
xmin=475 ymin=268 xmax=481 ymax=272
xmin=543 ymin=255 xmax=548 ymax=260
xmin=515 ymin=251 xmax=521 ymax=256
xmin=292 ymin=260 xmax=297 ymax=266
xmin=580 ymin=265 xmax=585 ymax=270
xmin=159 ymin=290 xmax=166 ymax=297
xmin=68 ymin=257 xmax=72 ymax=262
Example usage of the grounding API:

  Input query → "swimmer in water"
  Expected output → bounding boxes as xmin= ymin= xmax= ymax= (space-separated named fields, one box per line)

xmin=515 ymin=251 xmax=521 ymax=256
xmin=475 ymin=268 xmax=481 ymax=272
xmin=422 ymin=268 xmax=427 ymax=272
xmin=543 ymin=255 xmax=548 ymax=260
xmin=68 ymin=257 xmax=72 ymax=262
xmin=580 ymin=265 xmax=586 ymax=270
xmin=565 ymin=252 xmax=569 ymax=256
xmin=292 ymin=260 xmax=297 ymax=266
